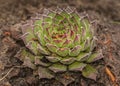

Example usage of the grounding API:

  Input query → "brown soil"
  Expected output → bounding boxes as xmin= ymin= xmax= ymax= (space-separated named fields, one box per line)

xmin=0 ymin=0 xmax=120 ymax=86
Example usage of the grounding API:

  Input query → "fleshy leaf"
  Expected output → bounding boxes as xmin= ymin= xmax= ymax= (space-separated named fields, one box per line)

xmin=86 ymin=50 xmax=103 ymax=63
xmin=69 ymin=45 xmax=81 ymax=56
xmin=56 ymin=47 xmax=69 ymax=57
xmin=62 ymin=39 xmax=73 ymax=48
xmin=74 ymin=34 xmax=81 ymax=45
xmin=90 ymin=38 xmax=96 ymax=51
xmin=36 ymin=31 xmax=46 ymax=46
xmin=46 ymin=43 xmax=58 ymax=53
xmin=76 ymin=52 xmax=91 ymax=61
xmin=69 ymin=62 xmax=86 ymax=72
xmin=54 ymin=13 xmax=64 ymax=21
xmin=15 ymin=48 xmax=28 ymax=61
xmin=26 ymin=41 xmax=39 ymax=55
xmin=38 ymin=44 xmax=50 ymax=55
xmin=61 ymin=11 xmax=70 ymax=19
xmin=34 ymin=20 xmax=42 ymax=34
xmin=21 ymin=21 xmax=33 ymax=34
xmin=21 ymin=32 xmax=35 ymax=45
xmin=23 ymin=57 xmax=36 ymax=69
xmin=38 ymin=67 xmax=54 ymax=79
xmin=53 ymin=39 xmax=63 ymax=47
xmin=43 ymin=16 xmax=52 ymax=24
xmin=49 ymin=63 xmax=67 ymax=73
xmin=35 ymin=56 xmax=51 ymax=67
xmin=60 ymin=57 xmax=75 ymax=65
xmin=47 ymin=11 xmax=56 ymax=18
xmin=15 ymin=48 xmax=35 ymax=62
xmin=45 ymin=56 xmax=61 ymax=62
xmin=80 ymin=37 xmax=91 ymax=51
xmin=82 ymin=65 xmax=97 ymax=80
xmin=28 ymin=52 xmax=35 ymax=62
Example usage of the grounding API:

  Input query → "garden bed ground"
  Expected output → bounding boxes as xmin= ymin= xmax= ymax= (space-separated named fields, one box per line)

xmin=0 ymin=0 xmax=120 ymax=86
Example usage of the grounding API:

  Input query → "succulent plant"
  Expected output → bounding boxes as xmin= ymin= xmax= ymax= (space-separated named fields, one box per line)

xmin=16 ymin=7 xmax=103 ymax=81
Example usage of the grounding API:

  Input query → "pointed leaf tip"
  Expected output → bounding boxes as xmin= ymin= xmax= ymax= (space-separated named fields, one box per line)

xmin=69 ymin=45 xmax=81 ymax=56
xmin=86 ymin=50 xmax=103 ymax=63
xmin=82 ymin=65 xmax=97 ymax=80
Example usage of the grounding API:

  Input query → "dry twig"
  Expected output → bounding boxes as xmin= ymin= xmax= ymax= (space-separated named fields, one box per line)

xmin=0 ymin=67 xmax=14 ymax=82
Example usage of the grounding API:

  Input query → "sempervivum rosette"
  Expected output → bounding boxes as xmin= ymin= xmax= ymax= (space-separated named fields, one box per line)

xmin=16 ymin=7 xmax=103 ymax=80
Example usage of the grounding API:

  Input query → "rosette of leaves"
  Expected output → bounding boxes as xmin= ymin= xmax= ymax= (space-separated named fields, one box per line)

xmin=16 ymin=7 xmax=103 ymax=81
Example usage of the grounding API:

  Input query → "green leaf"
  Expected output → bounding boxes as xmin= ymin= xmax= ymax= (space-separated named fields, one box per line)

xmin=71 ymin=13 xmax=80 ymax=22
xmin=83 ymin=19 xmax=92 ymax=38
xmin=38 ymin=44 xmax=50 ymax=55
xmin=69 ymin=45 xmax=81 ymax=56
xmin=55 ymin=13 xmax=64 ymax=21
xmin=28 ymin=52 xmax=35 ymax=62
xmin=62 ymin=39 xmax=73 ymax=48
xmin=48 ymin=11 xmax=56 ymax=18
xmin=21 ymin=32 xmax=36 ymax=45
xmin=15 ymin=48 xmax=29 ymax=61
xmin=34 ymin=20 xmax=42 ymax=34
xmin=43 ymin=16 xmax=52 ymax=24
xmin=69 ymin=62 xmax=86 ymax=72
xmin=60 ymin=57 xmax=75 ymax=65
xmin=86 ymin=51 xmax=103 ymax=63
xmin=81 ymin=37 xmax=91 ymax=51
xmin=21 ymin=22 xmax=33 ymax=34
xmin=49 ymin=63 xmax=67 ymax=73
xmin=83 ymin=19 xmax=90 ymax=31
xmin=34 ymin=56 xmax=51 ymax=67
xmin=90 ymin=38 xmax=96 ymax=51
xmin=82 ymin=65 xmax=97 ymax=80
xmin=53 ymin=39 xmax=64 ymax=48
xmin=42 ymin=22 xmax=50 ymax=30
xmin=34 ymin=19 xmax=42 ymax=26
xmin=46 ymin=43 xmax=58 ymax=53
xmin=61 ymin=11 xmax=70 ymax=19
xmin=26 ymin=41 xmax=39 ymax=55
xmin=37 ymin=31 xmax=46 ymax=46
xmin=56 ymin=47 xmax=69 ymax=57
xmin=45 ymin=56 xmax=61 ymax=62
xmin=76 ymin=52 xmax=91 ymax=61
xmin=74 ymin=34 xmax=81 ymax=45
xmin=69 ymin=16 xmax=77 ymax=25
